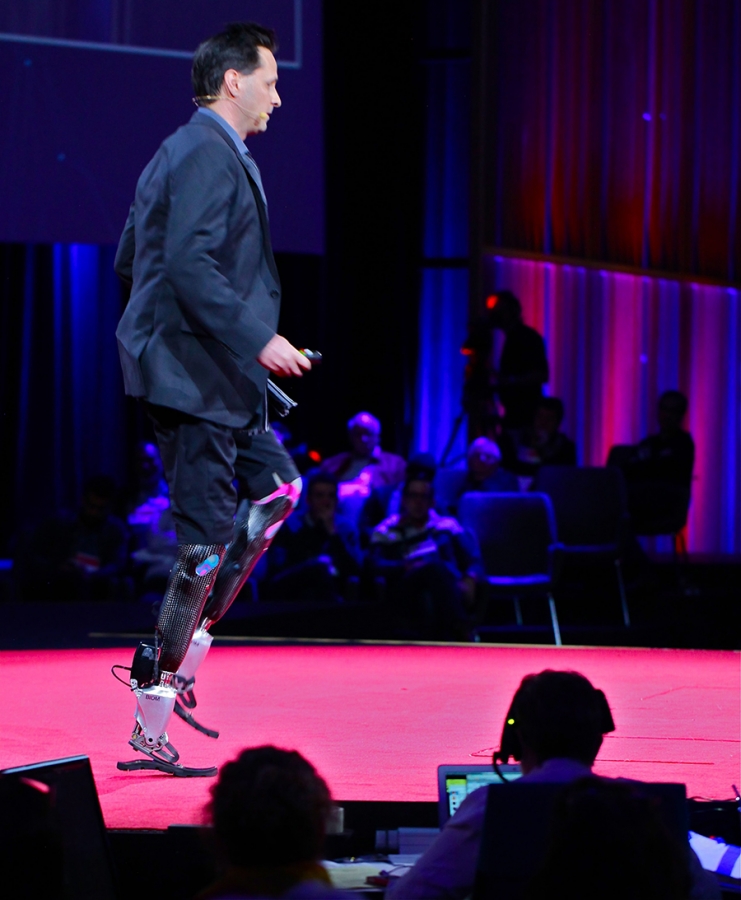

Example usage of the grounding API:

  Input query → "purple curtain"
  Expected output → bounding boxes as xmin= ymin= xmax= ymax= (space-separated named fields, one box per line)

xmin=483 ymin=0 xmax=741 ymax=281
xmin=484 ymin=254 xmax=740 ymax=554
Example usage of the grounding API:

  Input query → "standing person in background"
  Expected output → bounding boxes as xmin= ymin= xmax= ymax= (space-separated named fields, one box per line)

xmin=490 ymin=291 xmax=549 ymax=432
xmin=114 ymin=22 xmax=311 ymax=776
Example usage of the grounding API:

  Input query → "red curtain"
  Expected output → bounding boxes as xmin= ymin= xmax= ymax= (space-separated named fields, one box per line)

xmin=483 ymin=0 xmax=741 ymax=281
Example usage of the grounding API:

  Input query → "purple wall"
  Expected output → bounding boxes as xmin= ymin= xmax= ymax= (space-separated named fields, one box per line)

xmin=0 ymin=0 xmax=323 ymax=253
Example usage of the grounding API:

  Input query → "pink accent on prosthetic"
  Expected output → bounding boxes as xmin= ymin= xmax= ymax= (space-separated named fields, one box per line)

xmin=254 ymin=479 xmax=302 ymax=508
xmin=258 ymin=477 xmax=302 ymax=541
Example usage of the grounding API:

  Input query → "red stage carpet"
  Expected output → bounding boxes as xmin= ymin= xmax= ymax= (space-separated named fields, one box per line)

xmin=0 ymin=643 xmax=737 ymax=830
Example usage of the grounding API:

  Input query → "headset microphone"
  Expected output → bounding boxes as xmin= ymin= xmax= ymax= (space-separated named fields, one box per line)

xmin=193 ymin=96 xmax=269 ymax=120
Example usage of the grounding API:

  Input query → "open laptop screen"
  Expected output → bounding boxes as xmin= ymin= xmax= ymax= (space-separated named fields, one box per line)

xmin=437 ymin=763 xmax=522 ymax=827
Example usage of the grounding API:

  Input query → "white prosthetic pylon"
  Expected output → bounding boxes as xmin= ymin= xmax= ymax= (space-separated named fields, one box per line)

xmin=173 ymin=628 xmax=218 ymax=737
xmin=172 ymin=476 xmax=302 ymax=740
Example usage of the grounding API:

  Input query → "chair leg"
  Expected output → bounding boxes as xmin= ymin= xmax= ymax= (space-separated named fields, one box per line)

xmin=547 ymin=593 xmax=562 ymax=646
xmin=615 ymin=559 xmax=631 ymax=628
xmin=513 ymin=597 xmax=523 ymax=626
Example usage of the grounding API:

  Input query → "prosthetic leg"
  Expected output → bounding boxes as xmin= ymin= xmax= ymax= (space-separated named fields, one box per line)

xmin=117 ymin=542 xmax=224 ymax=776
xmin=173 ymin=478 xmax=301 ymax=738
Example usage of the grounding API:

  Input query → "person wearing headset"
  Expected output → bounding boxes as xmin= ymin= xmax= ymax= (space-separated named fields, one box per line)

xmin=385 ymin=670 xmax=718 ymax=900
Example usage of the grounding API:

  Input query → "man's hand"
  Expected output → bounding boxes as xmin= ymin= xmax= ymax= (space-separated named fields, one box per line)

xmin=257 ymin=335 xmax=312 ymax=377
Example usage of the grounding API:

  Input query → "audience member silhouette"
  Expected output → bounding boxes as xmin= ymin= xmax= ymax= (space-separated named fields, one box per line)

xmin=359 ymin=452 xmax=438 ymax=545
xmin=321 ymin=412 xmax=406 ymax=496
xmin=265 ymin=473 xmax=361 ymax=602
xmin=386 ymin=669 xmax=718 ymax=899
xmin=617 ymin=390 xmax=695 ymax=534
xmin=126 ymin=442 xmax=177 ymax=600
xmin=197 ymin=745 xmax=353 ymax=899
xmin=524 ymin=777 xmax=692 ymax=900
xmin=434 ymin=437 xmax=519 ymax=516
xmin=489 ymin=291 xmax=549 ymax=431
xmin=370 ymin=474 xmax=482 ymax=640
xmin=501 ymin=396 xmax=577 ymax=478
xmin=19 ymin=475 xmax=129 ymax=601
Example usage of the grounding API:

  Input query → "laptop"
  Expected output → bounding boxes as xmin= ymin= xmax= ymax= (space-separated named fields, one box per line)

xmin=437 ymin=763 xmax=522 ymax=827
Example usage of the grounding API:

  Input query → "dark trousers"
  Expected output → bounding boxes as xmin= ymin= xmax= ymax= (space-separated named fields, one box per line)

xmin=147 ymin=405 xmax=299 ymax=545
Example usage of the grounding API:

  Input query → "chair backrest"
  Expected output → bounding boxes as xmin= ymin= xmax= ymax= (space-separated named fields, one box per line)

xmin=458 ymin=493 xmax=557 ymax=577
xmin=606 ymin=444 xmax=635 ymax=468
xmin=534 ymin=466 xmax=628 ymax=547
xmin=473 ymin=780 xmax=688 ymax=900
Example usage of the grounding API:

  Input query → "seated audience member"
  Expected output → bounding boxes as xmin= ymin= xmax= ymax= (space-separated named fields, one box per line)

xmin=125 ymin=442 xmax=177 ymax=600
xmin=124 ymin=440 xmax=169 ymax=513
xmin=359 ymin=452 xmax=438 ymax=545
xmin=386 ymin=670 xmax=718 ymax=899
xmin=197 ymin=746 xmax=354 ymax=900
xmin=434 ymin=437 xmax=519 ymax=516
xmin=264 ymin=473 xmax=361 ymax=603
xmin=618 ymin=390 xmax=695 ymax=533
xmin=321 ymin=412 xmax=406 ymax=499
xmin=500 ymin=396 xmax=577 ymax=479
xmin=524 ymin=777 xmax=692 ymax=900
xmin=18 ymin=475 xmax=130 ymax=601
xmin=370 ymin=474 xmax=482 ymax=641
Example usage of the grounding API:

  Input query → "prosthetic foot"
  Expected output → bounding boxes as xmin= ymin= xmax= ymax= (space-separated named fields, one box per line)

xmin=116 ymin=542 xmax=224 ymax=775
xmin=171 ymin=479 xmax=302 ymax=739
xmin=173 ymin=628 xmax=219 ymax=738
xmin=117 ymin=675 xmax=217 ymax=777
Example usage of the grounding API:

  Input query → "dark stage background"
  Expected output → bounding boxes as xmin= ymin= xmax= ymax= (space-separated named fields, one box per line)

xmin=1 ymin=0 xmax=739 ymax=555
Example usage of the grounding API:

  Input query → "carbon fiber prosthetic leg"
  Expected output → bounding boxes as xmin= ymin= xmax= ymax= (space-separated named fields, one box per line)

xmin=117 ymin=542 xmax=224 ymax=776
xmin=173 ymin=478 xmax=302 ymax=737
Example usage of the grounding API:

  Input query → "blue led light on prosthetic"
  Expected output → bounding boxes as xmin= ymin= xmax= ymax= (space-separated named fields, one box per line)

xmin=195 ymin=554 xmax=221 ymax=576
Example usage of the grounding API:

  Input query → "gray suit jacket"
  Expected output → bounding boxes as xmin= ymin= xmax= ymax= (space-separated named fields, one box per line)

xmin=115 ymin=111 xmax=281 ymax=428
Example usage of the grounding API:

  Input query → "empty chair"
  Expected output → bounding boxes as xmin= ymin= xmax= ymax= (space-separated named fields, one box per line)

xmin=534 ymin=466 xmax=631 ymax=627
xmin=458 ymin=493 xmax=564 ymax=645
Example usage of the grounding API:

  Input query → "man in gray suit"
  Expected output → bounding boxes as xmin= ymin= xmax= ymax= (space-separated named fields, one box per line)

xmin=115 ymin=23 xmax=310 ymax=776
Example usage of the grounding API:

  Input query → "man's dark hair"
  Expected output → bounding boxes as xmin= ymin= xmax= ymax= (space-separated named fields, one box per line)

xmin=402 ymin=473 xmax=434 ymax=496
xmin=405 ymin=452 xmax=438 ymax=483
xmin=192 ymin=22 xmax=277 ymax=104
xmin=509 ymin=670 xmax=611 ymax=766
xmin=658 ymin=390 xmax=688 ymax=418
xmin=307 ymin=472 xmax=338 ymax=495
xmin=490 ymin=290 xmax=522 ymax=320
xmin=537 ymin=396 xmax=565 ymax=426
xmin=207 ymin=746 xmax=332 ymax=868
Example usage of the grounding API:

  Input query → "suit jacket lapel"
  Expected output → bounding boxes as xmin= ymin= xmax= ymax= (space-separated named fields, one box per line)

xmin=235 ymin=153 xmax=280 ymax=285
xmin=191 ymin=112 xmax=280 ymax=286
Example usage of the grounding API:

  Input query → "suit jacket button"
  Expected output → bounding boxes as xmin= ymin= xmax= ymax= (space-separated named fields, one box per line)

xmin=270 ymin=290 xmax=280 ymax=299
